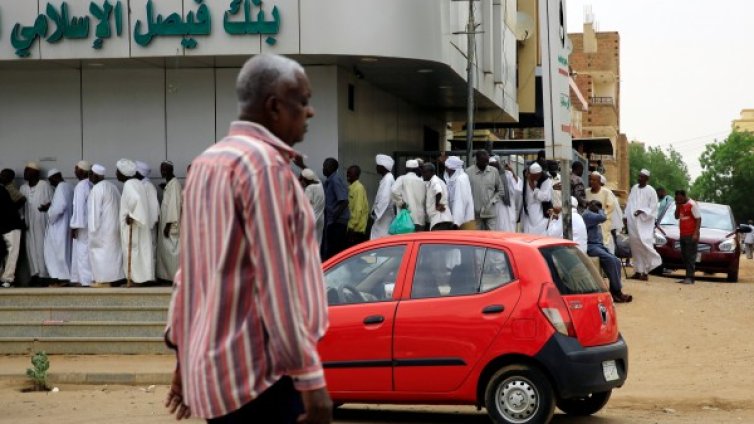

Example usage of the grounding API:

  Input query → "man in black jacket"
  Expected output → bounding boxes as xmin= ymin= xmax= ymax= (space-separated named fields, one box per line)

xmin=0 ymin=184 xmax=24 ymax=287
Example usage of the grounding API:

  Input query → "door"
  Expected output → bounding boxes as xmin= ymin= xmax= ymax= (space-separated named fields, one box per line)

xmin=393 ymin=243 xmax=520 ymax=392
xmin=318 ymin=244 xmax=409 ymax=392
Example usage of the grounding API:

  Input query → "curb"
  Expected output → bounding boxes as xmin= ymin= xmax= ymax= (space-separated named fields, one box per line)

xmin=0 ymin=372 xmax=172 ymax=386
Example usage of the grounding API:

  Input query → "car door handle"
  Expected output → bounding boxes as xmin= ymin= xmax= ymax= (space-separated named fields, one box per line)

xmin=363 ymin=315 xmax=385 ymax=325
xmin=482 ymin=305 xmax=505 ymax=315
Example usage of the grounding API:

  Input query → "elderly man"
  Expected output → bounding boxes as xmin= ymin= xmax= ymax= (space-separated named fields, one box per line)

xmin=392 ymin=159 xmax=427 ymax=231
xmin=70 ymin=161 xmax=94 ymax=287
xmin=370 ymin=154 xmax=395 ymax=239
xmin=322 ymin=158 xmax=350 ymax=260
xmin=43 ymin=169 xmax=75 ymax=285
xmin=625 ymin=169 xmax=662 ymax=281
xmin=584 ymin=200 xmax=633 ymax=303
xmin=300 ymin=168 xmax=326 ymax=248
xmin=489 ymin=156 xmax=522 ymax=232
xmin=466 ymin=150 xmax=502 ymax=231
xmin=117 ymin=159 xmax=154 ymax=285
xmin=521 ymin=162 xmax=554 ymax=235
xmin=422 ymin=163 xmax=454 ymax=231
xmin=20 ymin=162 xmax=54 ymax=281
xmin=165 ymin=54 xmax=332 ymax=424
xmin=0 ymin=181 xmax=24 ymax=288
xmin=156 ymin=161 xmax=182 ymax=283
xmin=444 ymin=156 xmax=475 ymax=230
xmin=87 ymin=165 xmax=124 ymax=287
xmin=586 ymin=172 xmax=618 ymax=253
xmin=346 ymin=165 xmax=369 ymax=246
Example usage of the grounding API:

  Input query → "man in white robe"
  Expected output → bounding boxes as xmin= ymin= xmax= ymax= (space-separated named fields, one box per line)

xmin=490 ymin=156 xmax=523 ymax=232
xmin=602 ymin=174 xmax=625 ymax=248
xmin=444 ymin=156 xmax=475 ymax=230
xmin=625 ymin=169 xmax=662 ymax=280
xmin=546 ymin=197 xmax=588 ymax=253
xmin=300 ymin=169 xmax=326 ymax=248
xmin=69 ymin=161 xmax=94 ymax=287
xmin=522 ymin=162 xmax=554 ymax=235
xmin=136 ymin=161 xmax=160 ymax=264
xmin=391 ymin=160 xmax=427 ymax=231
xmin=20 ymin=162 xmax=54 ymax=280
xmin=43 ymin=169 xmax=74 ymax=284
xmin=422 ymin=163 xmax=454 ymax=230
xmin=117 ymin=159 xmax=154 ymax=285
xmin=156 ymin=161 xmax=182 ymax=282
xmin=87 ymin=165 xmax=124 ymax=286
xmin=370 ymin=154 xmax=396 ymax=239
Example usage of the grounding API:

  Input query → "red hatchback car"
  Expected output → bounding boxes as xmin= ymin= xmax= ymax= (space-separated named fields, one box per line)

xmin=318 ymin=231 xmax=628 ymax=424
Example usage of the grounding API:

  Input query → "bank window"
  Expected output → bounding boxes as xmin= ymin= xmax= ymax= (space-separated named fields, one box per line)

xmin=324 ymin=246 xmax=405 ymax=305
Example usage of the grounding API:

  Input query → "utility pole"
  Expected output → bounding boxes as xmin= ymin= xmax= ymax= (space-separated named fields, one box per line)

xmin=465 ymin=0 xmax=476 ymax=166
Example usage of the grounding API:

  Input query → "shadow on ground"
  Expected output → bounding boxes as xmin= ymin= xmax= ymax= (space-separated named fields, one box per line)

xmin=334 ymin=407 xmax=617 ymax=423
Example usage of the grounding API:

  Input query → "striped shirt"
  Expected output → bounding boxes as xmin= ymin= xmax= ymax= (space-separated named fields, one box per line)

xmin=165 ymin=121 xmax=329 ymax=419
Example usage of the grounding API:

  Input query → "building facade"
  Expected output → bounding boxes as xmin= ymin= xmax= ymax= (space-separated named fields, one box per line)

xmin=733 ymin=109 xmax=754 ymax=132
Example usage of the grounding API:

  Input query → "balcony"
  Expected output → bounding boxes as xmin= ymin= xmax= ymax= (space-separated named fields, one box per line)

xmin=590 ymin=96 xmax=615 ymax=106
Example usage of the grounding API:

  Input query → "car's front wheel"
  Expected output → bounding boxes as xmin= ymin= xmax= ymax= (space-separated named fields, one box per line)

xmin=484 ymin=365 xmax=555 ymax=424
xmin=727 ymin=269 xmax=739 ymax=282
xmin=556 ymin=390 xmax=612 ymax=416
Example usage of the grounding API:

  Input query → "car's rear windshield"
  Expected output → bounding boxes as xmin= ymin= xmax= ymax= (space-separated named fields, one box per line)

xmin=539 ymin=246 xmax=608 ymax=295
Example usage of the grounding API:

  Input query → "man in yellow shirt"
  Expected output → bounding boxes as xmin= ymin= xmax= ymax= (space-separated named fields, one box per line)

xmin=346 ymin=165 xmax=369 ymax=247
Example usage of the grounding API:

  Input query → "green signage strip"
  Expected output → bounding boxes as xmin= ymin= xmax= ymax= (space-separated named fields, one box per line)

xmin=8 ymin=0 xmax=281 ymax=58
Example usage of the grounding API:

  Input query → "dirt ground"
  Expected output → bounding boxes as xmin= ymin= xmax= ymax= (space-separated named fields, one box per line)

xmin=3 ymin=259 xmax=754 ymax=423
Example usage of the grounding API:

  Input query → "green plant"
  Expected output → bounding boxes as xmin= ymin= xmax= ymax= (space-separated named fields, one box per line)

xmin=26 ymin=351 xmax=50 ymax=391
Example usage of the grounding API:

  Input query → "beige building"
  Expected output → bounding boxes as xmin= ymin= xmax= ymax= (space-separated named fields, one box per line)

xmin=733 ymin=109 xmax=754 ymax=132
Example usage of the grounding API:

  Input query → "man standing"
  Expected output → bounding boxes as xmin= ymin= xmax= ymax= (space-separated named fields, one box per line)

xmin=117 ymin=159 xmax=154 ymax=285
xmin=322 ymin=158 xmax=350 ymax=260
xmin=300 ymin=169 xmax=326 ymax=248
xmin=674 ymin=190 xmax=702 ymax=285
xmin=656 ymin=187 xmax=673 ymax=220
xmin=20 ymin=162 xmax=54 ymax=281
xmin=745 ymin=220 xmax=754 ymax=260
xmin=136 ymin=161 xmax=160 ymax=264
xmin=586 ymin=172 xmax=618 ymax=253
xmin=346 ymin=165 xmax=369 ymax=247
xmin=43 ymin=169 xmax=74 ymax=285
xmin=521 ymin=162 xmax=554 ymax=235
xmin=422 ymin=163 xmax=454 ymax=231
xmin=466 ymin=151 xmax=502 ymax=231
xmin=0 ymin=169 xmax=26 ymax=211
xmin=570 ymin=162 xmax=587 ymax=211
xmin=165 ymin=54 xmax=331 ymax=423
xmin=489 ymin=156 xmax=522 ymax=232
xmin=70 ymin=161 xmax=94 ymax=287
xmin=584 ymin=200 xmax=633 ymax=303
xmin=625 ymin=169 xmax=662 ymax=280
xmin=87 ymin=165 xmax=124 ymax=287
xmin=370 ymin=155 xmax=395 ymax=239
xmin=156 ymin=161 xmax=182 ymax=283
xmin=444 ymin=156 xmax=475 ymax=230
xmin=391 ymin=160 xmax=427 ymax=231
xmin=0 ymin=183 xmax=24 ymax=288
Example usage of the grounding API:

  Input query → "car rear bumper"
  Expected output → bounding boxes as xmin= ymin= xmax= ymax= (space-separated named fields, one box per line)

xmin=535 ymin=333 xmax=628 ymax=399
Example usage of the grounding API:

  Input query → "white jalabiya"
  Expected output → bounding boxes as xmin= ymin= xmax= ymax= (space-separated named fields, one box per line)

xmin=625 ymin=183 xmax=662 ymax=274
xmin=546 ymin=208 xmax=588 ymax=253
xmin=142 ymin=179 xmax=160 ymax=263
xmin=69 ymin=179 xmax=93 ymax=285
xmin=88 ymin=180 xmax=124 ymax=283
xmin=43 ymin=182 xmax=74 ymax=280
xmin=495 ymin=170 xmax=523 ymax=232
xmin=370 ymin=173 xmax=395 ymax=239
xmin=156 ymin=178 xmax=182 ymax=281
xmin=304 ymin=183 xmax=325 ymax=246
xmin=119 ymin=179 xmax=154 ymax=284
xmin=20 ymin=180 xmax=53 ymax=278
xmin=391 ymin=173 xmax=427 ymax=227
xmin=522 ymin=178 xmax=554 ymax=235
xmin=607 ymin=189 xmax=624 ymax=232
xmin=425 ymin=175 xmax=453 ymax=229
xmin=445 ymin=170 xmax=474 ymax=227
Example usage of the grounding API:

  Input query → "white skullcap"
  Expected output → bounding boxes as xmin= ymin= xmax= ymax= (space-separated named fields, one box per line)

xmin=640 ymin=169 xmax=651 ymax=177
xmin=161 ymin=160 xmax=174 ymax=166
xmin=600 ymin=175 xmax=607 ymax=185
xmin=406 ymin=159 xmax=419 ymax=169
xmin=376 ymin=154 xmax=394 ymax=171
xmin=92 ymin=164 xmax=106 ymax=176
xmin=47 ymin=168 xmax=61 ymax=178
xmin=77 ymin=160 xmax=92 ymax=171
xmin=300 ymin=168 xmax=319 ymax=182
xmin=445 ymin=156 xmax=465 ymax=171
xmin=415 ymin=158 xmax=424 ymax=165
xmin=571 ymin=196 xmax=578 ymax=208
xmin=529 ymin=162 xmax=543 ymax=174
xmin=25 ymin=162 xmax=41 ymax=171
xmin=135 ymin=161 xmax=151 ymax=177
xmin=489 ymin=156 xmax=499 ymax=164
xmin=116 ymin=159 xmax=137 ymax=177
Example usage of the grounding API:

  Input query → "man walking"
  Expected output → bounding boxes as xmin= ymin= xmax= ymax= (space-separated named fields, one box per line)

xmin=87 ymin=165 xmax=124 ymax=287
xmin=370 ymin=155 xmax=395 ymax=239
xmin=164 ymin=54 xmax=331 ymax=424
xmin=43 ymin=169 xmax=75 ymax=285
xmin=0 ymin=182 xmax=24 ymax=288
xmin=674 ymin=190 xmax=702 ymax=285
xmin=117 ymin=159 xmax=154 ymax=285
xmin=346 ymin=165 xmax=369 ymax=247
xmin=584 ymin=200 xmax=633 ymax=303
xmin=625 ymin=169 xmax=662 ymax=280
xmin=20 ymin=162 xmax=54 ymax=282
xmin=466 ymin=150 xmax=502 ymax=231
xmin=391 ymin=160 xmax=427 ymax=231
xmin=156 ymin=161 xmax=182 ymax=283
xmin=444 ymin=156 xmax=475 ymax=230
xmin=300 ymin=169 xmax=325 ymax=247
xmin=322 ymin=158 xmax=350 ymax=260
xmin=422 ymin=163 xmax=454 ymax=230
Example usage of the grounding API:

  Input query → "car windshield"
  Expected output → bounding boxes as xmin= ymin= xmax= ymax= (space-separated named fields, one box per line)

xmin=659 ymin=203 xmax=734 ymax=231
xmin=539 ymin=246 xmax=608 ymax=295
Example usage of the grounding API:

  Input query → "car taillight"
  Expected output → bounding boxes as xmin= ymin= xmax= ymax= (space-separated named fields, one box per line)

xmin=538 ymin=283 xmax=576 ymax=338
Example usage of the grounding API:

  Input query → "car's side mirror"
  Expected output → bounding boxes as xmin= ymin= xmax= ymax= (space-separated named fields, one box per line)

xmin=737 ymin=224 xmax=753 ymax=234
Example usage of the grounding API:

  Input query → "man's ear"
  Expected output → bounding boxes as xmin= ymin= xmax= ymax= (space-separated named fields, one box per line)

xmin=265 ymin=95 xmax=280 ymax=121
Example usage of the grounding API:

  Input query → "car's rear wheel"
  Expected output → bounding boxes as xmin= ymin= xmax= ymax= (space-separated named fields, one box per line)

xmin=556 ymin=390 xmax=612 ymax=416
xmin=484 ymin=365 xmax=554 ymax=424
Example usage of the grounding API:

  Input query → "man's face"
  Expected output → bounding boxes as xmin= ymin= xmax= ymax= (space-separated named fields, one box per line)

xmin=0 ymin=171 xmax=11 ymax=184
xmin=270 ymin=72 xmax=315 ymax=146
xmin=573 ymin=164 xmax=584 ymax=177
xmin=49 ymin=174 xmax=63 ymax=187
xmin=24 ymin=167 xmax=38 ymax=182
xmin=161 ymin=163 xmax=173 ymax=179
xmin=323 ymin=161 xmax=335 ymax=177
xmin=638 ymin=174 xmax=649 ymax=185
xmin=475 ymin=152 xmax=489 ymax=170
xmin=346 ymin=168 xmax=358 ymax=184
xmin=116 ymin=170 xmax=127 ymax=183
xmin=421 ymin=167 xmax=433 ymax=181
xmin=589 ymin=174 xmax=601 ymax=190
xmin=675 ymin=193 xmax=687 ymax=204
xmin=90 ymin=173 xmax=103 ymax=184
xmin=657 ymin=189 xmax=666 ymax=198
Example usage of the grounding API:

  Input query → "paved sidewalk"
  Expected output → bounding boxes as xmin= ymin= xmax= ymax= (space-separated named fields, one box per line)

xmin=0 ymin=354 xmax=174 ymax=385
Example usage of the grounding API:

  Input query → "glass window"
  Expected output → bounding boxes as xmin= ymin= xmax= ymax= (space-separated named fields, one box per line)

xmin=324 ymin=246 xmax=405 ymax=305
xmin=539 ymin=246 xmax=608 ymax=295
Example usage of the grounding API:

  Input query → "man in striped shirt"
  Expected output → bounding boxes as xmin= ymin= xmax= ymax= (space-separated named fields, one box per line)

xmin=165 ymin=54 xmax=332 ymax=423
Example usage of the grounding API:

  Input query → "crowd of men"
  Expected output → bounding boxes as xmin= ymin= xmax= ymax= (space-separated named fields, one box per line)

xmin=0 ymin=159 xmax=182 ymax=288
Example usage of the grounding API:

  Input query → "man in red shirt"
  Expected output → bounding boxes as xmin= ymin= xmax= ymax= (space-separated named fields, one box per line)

xmin=674 ymin=190 xmax=702 ymax=285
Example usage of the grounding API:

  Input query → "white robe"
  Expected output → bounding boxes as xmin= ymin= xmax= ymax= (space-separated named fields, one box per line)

xmin=391 ymin=173 xmax=427 ymax=227
xmin=446 ymin=170 xmax=474 ymax=227
xmin=120 ymin=179 xmax=154 ymax=284
xmin=607 ymin=189 xmax=624 ymax=232
xmin=425 ymin=175 xmax=453 ymax=229
xmin=88 ymin=180 xmax=124 ymax=283
xmin=304 ymin=183 xmax=326 ymax=246
xmin=43 ymin=182 xmax=74 ymax=280
xmin=20 ymin=180 xmax=53 ymax=278
xmin=495 ymin=170 xmax=523 ymax=232
xmin=69 ymin=179 xmax=93 ymax=285
xmin=547 ymin=208 xmax=588 ymax=253
xmin=522 ymin=178 xmax=554 ymax=235
xmin=156 ymin=178 xmax=182 ymax=281
xmin=370 ymin=173 xmax=395 ymax=239
xmin=625 ymin=184 xmax=662 ymax=274
xmin=142 ymin=179 xmax=160 ymax=264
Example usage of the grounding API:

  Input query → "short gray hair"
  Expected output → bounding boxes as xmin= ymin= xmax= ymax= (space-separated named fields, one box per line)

xmin=236 ymin=54 xmax=306 ymax=114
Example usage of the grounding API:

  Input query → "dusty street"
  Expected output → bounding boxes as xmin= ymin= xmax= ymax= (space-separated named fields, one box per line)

xmin=2 ymin=259 xmax=754 ymax=423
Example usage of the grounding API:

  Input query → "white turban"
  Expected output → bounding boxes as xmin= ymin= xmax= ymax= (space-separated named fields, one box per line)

xmin=136 ymin=161 xmax=151 ymax=178
xmin=376 ymin=154 xmax=394 ymax=171
xmin=300 ymin=168 xmax=319 ymax=182
xmin=640 ymin=169 xmax=651 ymax=177
xmin=92 ymin=164 xmax=106 ymax=176
xmin=77 ymin=160 xmax=92 ymax=172
xmin=47 ymin=168 xmax=61 ymax=178
xmin=529 ymin=162 xmax=543 ymax=174
xmin=489 ymin=156 xmax=499 ymax=164
xmin=445 ymin=156 xmax=465 ymax=171
xmin=25 ymin=162 xmax=40 ymax=171
xmin=406 ymin=159 xmax=419 ymax=169
xmin=414 ymin=158 xmax=425 ymax=166
xmin=116 ymin=159 xmax=137 ymax=177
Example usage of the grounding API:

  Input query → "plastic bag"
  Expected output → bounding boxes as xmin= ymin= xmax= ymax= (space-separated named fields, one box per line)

xmin=389 ymin=209 xmax=415 ymax=235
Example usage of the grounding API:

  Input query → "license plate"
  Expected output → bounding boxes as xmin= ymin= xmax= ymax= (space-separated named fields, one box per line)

xmin=696 ymin=253 xmax=702 ymax=263
xmin=602 ymin=360 xmax=619 ymax=382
